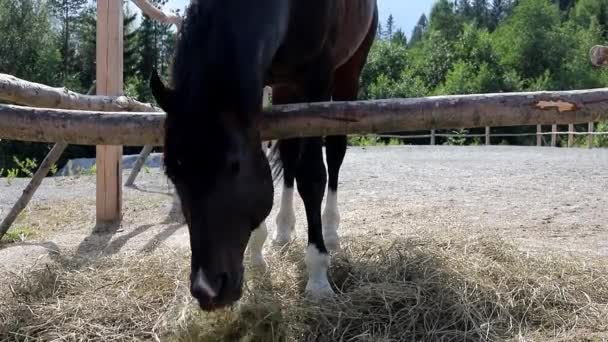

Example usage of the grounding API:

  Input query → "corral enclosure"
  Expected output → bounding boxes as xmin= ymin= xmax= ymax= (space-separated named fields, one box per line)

xmin=2 ymin=0 xmax=608 ymax=340
xmin=1 ymin=145 xmax=608 ymax=341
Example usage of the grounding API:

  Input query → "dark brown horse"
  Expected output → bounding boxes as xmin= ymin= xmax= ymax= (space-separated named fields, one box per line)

xmin=151 ymin=0 xmax=378 ymax=311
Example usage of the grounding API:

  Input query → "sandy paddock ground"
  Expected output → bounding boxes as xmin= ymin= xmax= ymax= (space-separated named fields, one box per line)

xmin=1 ymin=145 xmax=607 ymax=341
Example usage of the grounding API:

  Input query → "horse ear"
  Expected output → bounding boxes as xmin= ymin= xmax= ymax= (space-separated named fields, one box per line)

xmin=150 ymin=70 xmax=175 ymax=112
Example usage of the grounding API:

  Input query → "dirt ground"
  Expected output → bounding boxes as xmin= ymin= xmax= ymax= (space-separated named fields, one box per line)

xmin=1 ymin=145 xmax=607 ymax=276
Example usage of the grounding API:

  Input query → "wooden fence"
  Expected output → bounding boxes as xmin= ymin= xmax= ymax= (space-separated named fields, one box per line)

xmin=0 ymin=0 xmax=606 ymax=236
xmin=376 ymin=122 xmax=605 ymax=148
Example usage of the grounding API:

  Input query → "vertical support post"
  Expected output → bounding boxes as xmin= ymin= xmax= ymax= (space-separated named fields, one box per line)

xmin=96 ymin=0 xmax=123 ymax=225
xmin=588 ymin=122 xmax=594 ymax=149
xmin=551 ymin=124 xmax=557 ymax=147
xmin=568 ymin=123 xmax=574 ymax=148
xmin=430 ymin=129 xmax=436 ymax=146
xmin=485 ymin=127 xmax=490 ymax=146
xmin=536 ymin=124 xmax=542 ymax=147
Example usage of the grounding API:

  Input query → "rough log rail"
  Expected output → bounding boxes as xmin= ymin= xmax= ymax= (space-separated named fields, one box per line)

xmin=1 ymin=88 xmax=608 ymax=145
xmin=591 ymin=45 xmax=608 ymax=67
xmin=0 ymin=73 xmax=159 ymax=112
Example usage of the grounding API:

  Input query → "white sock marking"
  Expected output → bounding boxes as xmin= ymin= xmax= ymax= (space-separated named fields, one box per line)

xmin=273 ymin=186 xmax=295 ymax=246
xmin=322 ymin=190 xmax=340 ymax=251
xmin=248 ymin=222 xmax=268 ymax=270
xmin=305 ymin=244 xmax=335 ymax=297
xmin=194 ymin=269 xmax=217 ymax=298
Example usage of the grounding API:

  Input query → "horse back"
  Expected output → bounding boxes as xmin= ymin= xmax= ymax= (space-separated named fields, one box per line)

xmin=330 ymin=0 xmax=377 ymax=68
xmin=268 ymin=0 xmax=377 ymax=81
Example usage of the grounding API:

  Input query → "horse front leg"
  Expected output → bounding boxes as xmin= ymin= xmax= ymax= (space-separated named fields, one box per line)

xmin=296 ymin=137 xmax=335 ymax=297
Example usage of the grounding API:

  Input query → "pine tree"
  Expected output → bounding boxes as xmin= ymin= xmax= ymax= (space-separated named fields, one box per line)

xmin=123 ymin=6 xmax=140 ymax=81
xmin=49 ymin=0 xmax=87 ymax=84
xmin=385 ymin=14 xmax=395 ymax=39
xmin=391 ymin=29 xmax=408 ymax=46
xmin=137 ymin=0 xmax=177 ymax=101
xmin=456 ymin=0 xmax=473 ymax=19
xmin=409 ymin=14 xmax=428 ymax=47
xmin=472 ymin=0 xmax=489 ymax=27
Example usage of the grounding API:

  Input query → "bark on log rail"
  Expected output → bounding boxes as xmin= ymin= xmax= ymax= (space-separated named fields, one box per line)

xmin=590 ymin=45 xmax=608 ymax=67
xmin=1 ymin=88 xmax=608 ymax=145
xmin=0 ymin=73 xmax=159 ymax=112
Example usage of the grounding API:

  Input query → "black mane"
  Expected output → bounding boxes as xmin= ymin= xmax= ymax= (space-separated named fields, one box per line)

xmin=171 ymin=1 xmax=232 ymax=114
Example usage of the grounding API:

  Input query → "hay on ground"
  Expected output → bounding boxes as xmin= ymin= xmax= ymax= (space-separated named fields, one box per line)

xmin=1 ymin=234 xmax=607 ymax=342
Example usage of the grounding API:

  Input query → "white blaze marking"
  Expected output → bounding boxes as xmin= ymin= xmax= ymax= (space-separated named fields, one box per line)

xmin=304 ymin=244 xmax=335 ymax=297
xmin=195 ymin=269 xmax=217 ymax=298
xmin=322 ymin=190 xmax=340 ymax=250
xmin=274 ymin=186 xmax=295 ymax=245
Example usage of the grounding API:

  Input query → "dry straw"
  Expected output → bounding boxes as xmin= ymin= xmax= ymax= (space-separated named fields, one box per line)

xmin=1 ymin=234 xmax=607 ymax=341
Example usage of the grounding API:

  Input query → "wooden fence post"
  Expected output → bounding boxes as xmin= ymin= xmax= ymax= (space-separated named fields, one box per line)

xmin=96 ymin=0 xmax=123 ymax=225
xmin=568 ymin=123 xmax=574 ymax=147
xmin=551 ymin=124 xmax=557 ymax=147
xmin=536 ymin=124 xmax=542 ymax=147
xmin=588 ymin=122 xmax=594 ymax=149
xmin=430 ymin=129 xmax=436 ymax=145
xmin=485 ymin=126 xmax=490 ymax=145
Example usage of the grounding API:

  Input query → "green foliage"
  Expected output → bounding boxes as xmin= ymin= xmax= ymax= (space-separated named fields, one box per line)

xmin=0 ymin=0 xmax=177 ymax=171
xmin=347 ymin=135 xmax=402 ymax=147
xmin=2 ymin=226 xmax=35 ymax=243
xmin=357 ymin=0 xmax=607 ymax=146
xmin=5 ymin=168 xmax=19 ymax=185
xmin=493 ymin=0 xmax=567 ymax=88
xmin=12 ymin=156 xmax=38 ymax=177
xmin=0 ymin=0 xmax=62 ymax=86
xmin=2 ymin=0 xmax=608 ymax=173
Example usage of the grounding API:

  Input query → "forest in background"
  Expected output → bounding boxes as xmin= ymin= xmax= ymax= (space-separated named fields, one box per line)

xmin=1 ymin=0 xmax=608 ymax=173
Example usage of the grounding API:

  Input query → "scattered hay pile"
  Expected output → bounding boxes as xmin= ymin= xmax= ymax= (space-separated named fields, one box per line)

xmin=1 ymin=234 xmax=607 ymax=341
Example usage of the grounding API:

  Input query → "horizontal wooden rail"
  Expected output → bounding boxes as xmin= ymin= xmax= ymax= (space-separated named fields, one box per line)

xmin=2 ymin=88 xmax=608 ymax=145
xmin=0 ymin=73 xmax=158 ymax=112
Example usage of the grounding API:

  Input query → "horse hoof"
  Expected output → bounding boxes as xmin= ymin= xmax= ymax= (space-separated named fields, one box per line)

xmin=250 ymin=256 xmax=268 ymax=272
xmin=324 ymin=235 xmax=340 ymax=252
xmin=271 ymin=235 xmax=293 ymax=247
xmin=305 ymin=281 xmax=336 ymax=298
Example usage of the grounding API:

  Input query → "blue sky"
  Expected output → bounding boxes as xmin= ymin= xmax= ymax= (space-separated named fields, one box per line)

xmin=153 ymin=0 xmax=436 ymax=39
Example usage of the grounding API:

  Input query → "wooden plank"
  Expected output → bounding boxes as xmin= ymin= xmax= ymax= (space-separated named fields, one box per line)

xmin=551 ymin=124 xmax=557 ymax=147
xmin=588 ymin=122 xmax=594 ymax=149
xmin=537 ymin=125 xmax=542 ymax=147
xmin=430 ymin=129 xmax=436 ymax=145
xmin=96 ymin=0 xmax=123 ymax=225
xmin=568 ymin=123 xmax=574 ymax=147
